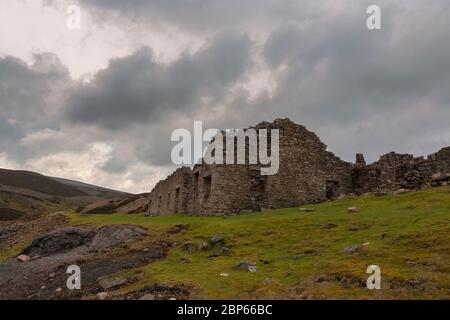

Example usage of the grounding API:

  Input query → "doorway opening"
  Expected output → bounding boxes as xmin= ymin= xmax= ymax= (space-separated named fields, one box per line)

xmin=325 ymin=180 xmax=339 ymax=200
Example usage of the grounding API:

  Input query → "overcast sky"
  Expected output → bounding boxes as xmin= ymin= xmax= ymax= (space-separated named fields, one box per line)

xmin=1 ymin=0 xmax=449 ymax=193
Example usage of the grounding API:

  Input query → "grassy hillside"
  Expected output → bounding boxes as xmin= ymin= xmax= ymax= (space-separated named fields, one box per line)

xmin=66 ymin=186 xmax=450 ymax=300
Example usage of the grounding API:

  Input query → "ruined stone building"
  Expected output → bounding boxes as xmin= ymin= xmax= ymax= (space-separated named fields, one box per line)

xmin=147 ymin=119 xmax=450 ymax=216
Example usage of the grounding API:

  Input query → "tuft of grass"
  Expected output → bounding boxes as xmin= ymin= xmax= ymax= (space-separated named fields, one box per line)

xmin=64 ymin=186 xmax=450 ymax=299
xmin=0 ymin=241 xmax=31 ymax=262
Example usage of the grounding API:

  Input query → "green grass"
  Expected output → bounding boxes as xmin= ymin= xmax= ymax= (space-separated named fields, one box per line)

xmin=0 ymin=241 xmax=31 ymax=261
xmin=61 ymin=186 xmax=450 ymax=299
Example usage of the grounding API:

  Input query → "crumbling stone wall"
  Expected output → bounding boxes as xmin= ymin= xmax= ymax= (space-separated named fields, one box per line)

xmin=353 ymin=147 xmax=450 ymax=194
xmin=147 ymin=119 xmax=450 ymax=216
xmin=147 ymin=167 xmax=191 ymax=216
xmin=256 ymin=119 xmax=354 ymax=209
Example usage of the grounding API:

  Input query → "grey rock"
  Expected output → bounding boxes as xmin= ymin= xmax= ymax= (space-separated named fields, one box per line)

xmin=234 ymin=260 xmax=257 ymax=272
xmin=139 ymin=294 xmax=155 ymax=300
xmin=21 ymin=227 xmax=95 ymax=257
xmin=99 ymin=277 xmax=127 ymax=290
xmin=17 ymin=254 xmax=30 ymax=262
xmin=347 ymin=207 xmax=359 ymax=213
xmin=343 ymin=244 xmax=364 ymax=254
xmin=209 ymin=235 xmax=225 ymax=246
xmin=97 ymin=292 xmax=108 ymax=300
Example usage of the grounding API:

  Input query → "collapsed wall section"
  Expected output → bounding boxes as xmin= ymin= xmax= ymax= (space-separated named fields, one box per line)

xmin=353 ymin=147 xmax=450 ymax=193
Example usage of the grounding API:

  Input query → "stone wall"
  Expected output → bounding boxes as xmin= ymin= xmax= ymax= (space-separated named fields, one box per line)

xmin=147 ymin=167 xmax=191 ymax=216
xmin=353 ymin=147 xmax=450 ymax=194
xmin=255 ymin=119 xmax=354 ymax=209
xmin=146 ymin=119 xmax=450 ymax=216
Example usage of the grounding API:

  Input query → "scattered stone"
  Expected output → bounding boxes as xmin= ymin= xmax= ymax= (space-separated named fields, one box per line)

xmin=197 ymin=242 xmax=211 ymax=251
xmin=248 ymin=265 xmax=258 ymax=273
xmin=97 ymin=292 xmax=108 ymax=300
xmin=342 ymin=244 xmax=364 ymax=255
xmin=209 ymin=234 xmax=225 ymax=246
xmin=299 ymin=208 xmax=315 ymax=212
xmin=259 ymin=259 xmax=271 ymax=265
xmin=208 ymin=251 xmax=222 ymax=258
xmin=99 ymin=277 xmax=127 ymax=290
xmin=182 ymin=241 xmax=196 ymax=253
xmin=139 ymin=294 xmax=155 ymax=300
xmin=180 ymin=256 xmax=191 ymax=263
xmin=303 ymin=249 xmax=317 ymax=255
xmin=220 ymin=273 xmax=229 ymax=277
xmin=55 ymin=288 xmax=63 ymax=293
xmin=323 ymin=223 xmax=338 ymax=229
xmin=264 ymin=278 xmax=271 ymax=285
xmin=222 ymin=247 xmax=232 ymax=255
xmin=208 ymin=246 xmax=232 ymax=258
xmin=142 ymin=248 xmax=149 ymax=252
xmin=48 ymin=273 xmax=56 ymax=279
xmin=234 ymin=260 xmax=258 ymax=272
xmin=40 ymin=286 xmax=46 ymax=290
xmin=169 ymin=297 xmax=177 ymax=300
xmin=17 ymin=254 xmax=30 ymax=262
xmin=347 ymin=207 xmax=359 ymax=213
xmin=167 ymin=224 xmax=189 ymax=234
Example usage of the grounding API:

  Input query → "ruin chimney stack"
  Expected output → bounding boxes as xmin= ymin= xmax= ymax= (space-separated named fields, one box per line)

xmin=355 ymin=153 xmax=366 ymax=167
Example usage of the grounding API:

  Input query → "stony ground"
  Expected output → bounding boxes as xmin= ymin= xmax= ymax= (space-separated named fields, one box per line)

xmin=0 ymin=186 xmax=449 ymax=300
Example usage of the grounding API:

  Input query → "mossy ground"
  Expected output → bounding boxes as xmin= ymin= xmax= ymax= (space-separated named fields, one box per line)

xmin=64 ymin=186 xmax=450 ymax=299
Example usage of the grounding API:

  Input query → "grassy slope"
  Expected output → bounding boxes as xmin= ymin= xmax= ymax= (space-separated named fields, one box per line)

xmin=64 ymin=186 xmax=450 ymax=299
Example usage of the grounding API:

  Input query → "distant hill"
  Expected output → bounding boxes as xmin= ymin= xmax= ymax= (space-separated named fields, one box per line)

xmin=0 ymin=168 xmax=87 ymax=197
xmin=0 ymin=168 xmax=133 ymax=219
xmin=51 ymin=177 xmax=130 ymax=199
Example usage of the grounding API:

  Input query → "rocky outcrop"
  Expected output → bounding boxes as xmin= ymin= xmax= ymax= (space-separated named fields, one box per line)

xmin=20 ymin=225 xmax=148 ymax=256
xmin=22 ymin=227 xmax=95 ymax=257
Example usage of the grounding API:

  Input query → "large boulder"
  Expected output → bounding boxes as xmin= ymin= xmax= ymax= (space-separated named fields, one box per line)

xmin=20 ymin=224 xmax=148 ymax=256
xmin=21 ymin=227 xmax=95 ymax=256
xmin=88 ymin=224 xmax=148 ymax=252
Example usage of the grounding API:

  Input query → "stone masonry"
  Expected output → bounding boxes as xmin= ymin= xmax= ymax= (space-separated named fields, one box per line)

xmin=147 ymin=118 xmax=450 ymax=216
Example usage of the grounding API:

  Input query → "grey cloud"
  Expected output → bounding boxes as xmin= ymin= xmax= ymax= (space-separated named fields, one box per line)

xmin=64 ymin=32 xmax=251 ymax=130
xmin=0 ymin=53 xmax=71 ymax=162
xmin=2 ymin=0 xmax=450 ymax=192
xmin=204 ymin=0 xmax=450 ymax=163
